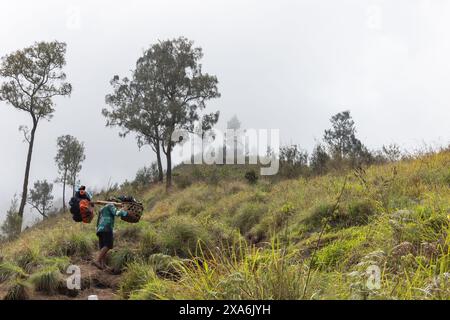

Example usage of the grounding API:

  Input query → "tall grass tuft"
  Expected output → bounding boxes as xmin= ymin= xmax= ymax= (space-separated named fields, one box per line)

xmin=14 ymin=246 xmax=41 ymax=273
xmin=109 ymin=248 xmax=138 ymax=273
xmin=0 ymin=262 xmax=27 ymax=283
xmin=49 ymin=232 xmax=94 ymax=259
xmin=29 ymin=266 xmax=62 ymax=294
xmin=147 ymin=253 xmax=183 ymax=279
xmin=160 ymin=216 xmax=212 ymax=257
xmin=3 ymin=278 xmax=31 ymax=300
xmin=174 ymin=239 xmax=318 ymax=299
xmin=139 ymin=229 xmax=160 ymax=258
xmin=119 ymin=261 xmax=157 ymax=299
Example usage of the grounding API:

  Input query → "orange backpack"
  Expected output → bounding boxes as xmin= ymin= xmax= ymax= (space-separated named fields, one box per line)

xmin=79 ymin=199 xmax=94 ymax=223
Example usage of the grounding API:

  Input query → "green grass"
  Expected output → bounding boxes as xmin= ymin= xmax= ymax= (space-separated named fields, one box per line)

xmin=119 ymin=261 xmax=158 ymax=299
xmin=0 ymin=149 xmax=449 ymax=300
xmin=159 ymin=216 xmax=212 ymax=258
xmin=46 ymin=231 xmax=95 ymax=259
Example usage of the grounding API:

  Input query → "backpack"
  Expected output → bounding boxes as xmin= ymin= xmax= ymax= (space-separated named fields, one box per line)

xmin=79 ymin=199 xmax=94 ymax=223
xmin=69 ymin=197 xmax=93 ymax=223
xmin=69 ymin=197 xmax=82 ymax=222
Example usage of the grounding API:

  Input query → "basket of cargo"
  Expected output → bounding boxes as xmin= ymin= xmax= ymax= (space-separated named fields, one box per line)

xmin=121 ymin=201 xmax=144 ymax=223
xmin=103 ymin=196 xmax=144 ymax=223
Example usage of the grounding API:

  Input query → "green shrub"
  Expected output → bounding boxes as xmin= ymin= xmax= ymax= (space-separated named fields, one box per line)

xmin=346 ymin=199 xmax=378 ymax=226
xmin=249 ymin=203 xmax=295 ymax=242
xmin=245 ymin=170 xmax=258 ymax=184
xmin=305 ymin=200 xmax=377 ymax=230
xmin=304 ymin=202 xmax=335 ymax=229
xmin=3 ymin=278 xmax=31 ymax=300
xmin=132 ymin=163 xmax=159 ymax=188
xmin=119 ymin=261 xmax=157 ymax=299
xmin=160 ymin=216 xmax=211 ymax=257
xmin=232 ymin=203 xmax=267 ymax=234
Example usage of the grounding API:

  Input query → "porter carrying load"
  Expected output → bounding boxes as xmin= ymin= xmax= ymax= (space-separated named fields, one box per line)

xmin=69 ymin=186 xmax=94 ymax=223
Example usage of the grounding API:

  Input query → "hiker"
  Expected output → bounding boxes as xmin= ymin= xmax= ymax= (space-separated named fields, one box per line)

xmin=69 ymin=185 xmax=94 ymax=223
xmin=75 ymin=185 xmax=92 ymax=201
xmin=94 ymin=203 xmax=128 ymax=270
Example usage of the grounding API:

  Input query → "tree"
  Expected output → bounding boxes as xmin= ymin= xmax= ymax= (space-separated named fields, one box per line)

xmin=200 ymin=111 xmax=220 ymax=139
xmin=1 ymin=196 xmax=22 ymax=240
xmin=132 ymin=162 xmax=160 ymax=188
xmin=103 ymin=68 xmax=165 ymax=183
xmin=310 ymin=144 xmax=330 ymax=174
xmin=382 ymin=143 xmax=402 ymax=162
xmin=279 ymin=144 xmax=308 ymax=177
xmin=227 ymin=115 xmax=241 ymax=131
xmin=193 ymin=111 xmax=220 ymax=164
xmin=67 ymin=139 xmax=86 ymax=196
xmin=0 ymin=41 xmax=72 ymax=217
xmin=27 ymin=180 xmax=54 ymax=218
xmin=55 ymin=135 xmax=85 ymax=211
xmin=140 ymin=37 xmax=221 ymax=189
xmin=324 ymin=111 xmax=364 ymax=160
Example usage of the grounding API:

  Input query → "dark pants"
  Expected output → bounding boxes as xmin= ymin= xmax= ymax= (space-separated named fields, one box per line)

xmin=97 ymin=231 xmax=114 ymax=249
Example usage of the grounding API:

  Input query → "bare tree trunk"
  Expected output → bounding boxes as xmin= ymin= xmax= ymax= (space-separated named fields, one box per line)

xmin=18 ymin=122 xmax=37 ymax=218
xmin=62 ymin=170 xmax=67 ymax=212
xmin=165 ymin=143 xmax=172 ymax=190
xmin=155 ymin=142 xmax=164 ymax=182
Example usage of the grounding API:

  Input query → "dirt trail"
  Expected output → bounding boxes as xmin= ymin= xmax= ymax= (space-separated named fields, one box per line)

xmin=1 ymin=259 xmax=122 ymax=300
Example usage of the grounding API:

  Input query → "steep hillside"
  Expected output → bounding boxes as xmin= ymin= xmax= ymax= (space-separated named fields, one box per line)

xmin=0 ymin=151 xmax=449 ymax=300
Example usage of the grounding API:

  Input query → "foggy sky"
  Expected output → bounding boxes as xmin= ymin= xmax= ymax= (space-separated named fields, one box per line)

xmin=1 ymin=0 xmax=449 ymax=226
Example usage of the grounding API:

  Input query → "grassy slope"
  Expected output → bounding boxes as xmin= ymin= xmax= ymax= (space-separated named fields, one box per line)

xmin=0 ymin=151 xmax=449 ymax=300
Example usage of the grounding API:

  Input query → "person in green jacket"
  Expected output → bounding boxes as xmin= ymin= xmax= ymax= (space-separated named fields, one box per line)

xmin=94 ymin=204 xmax=128 ymax=270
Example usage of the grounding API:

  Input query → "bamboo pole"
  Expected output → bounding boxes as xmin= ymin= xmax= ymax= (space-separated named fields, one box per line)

xmin=92 ymin=200 xmax=125 ymax=207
